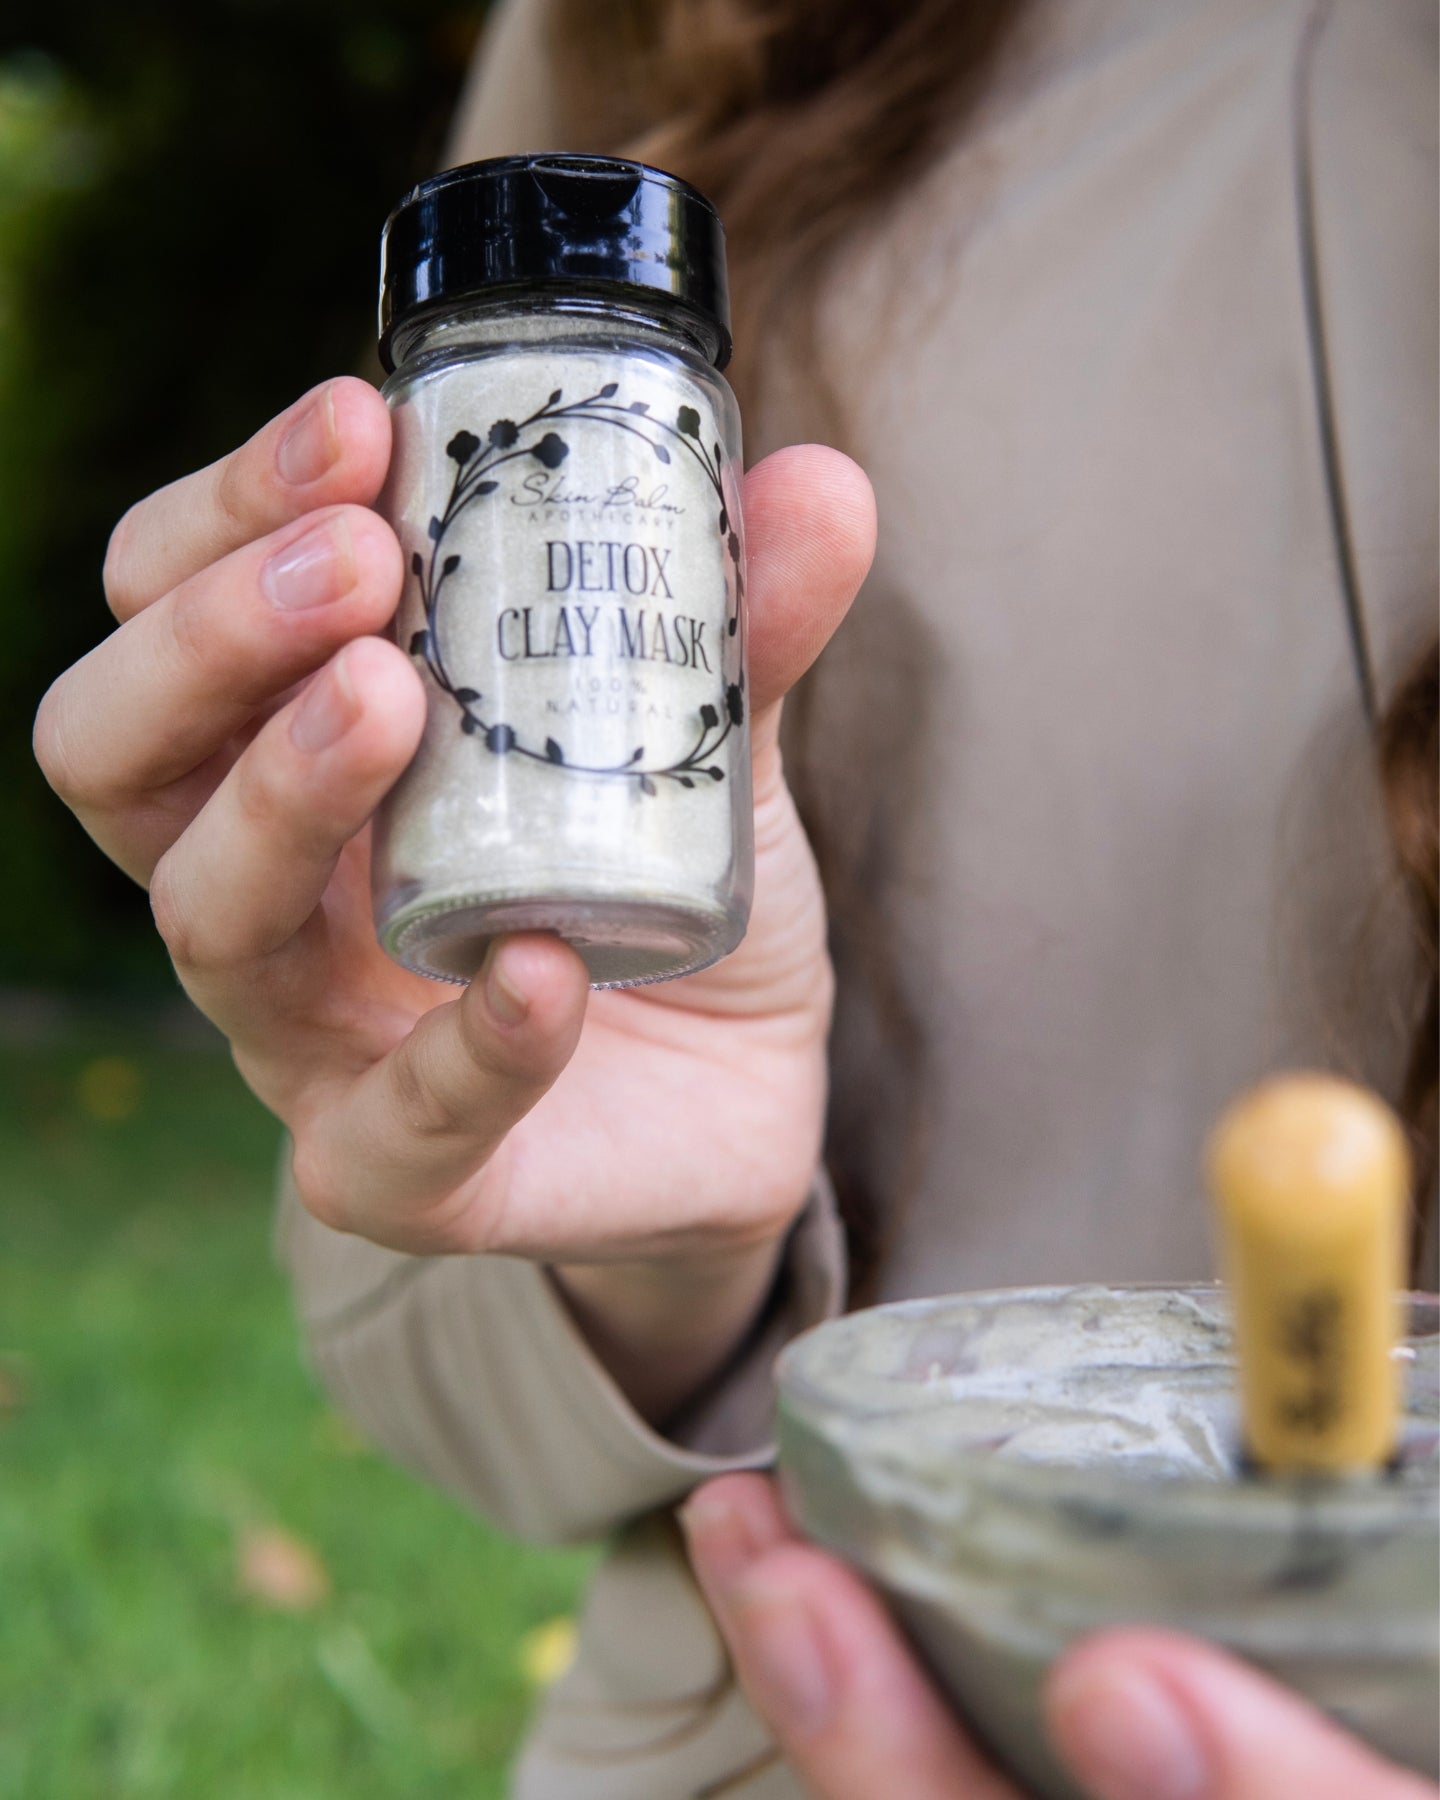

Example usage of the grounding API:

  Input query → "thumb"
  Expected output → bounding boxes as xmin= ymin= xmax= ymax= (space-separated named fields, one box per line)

xmin=741 ymin=444 xmax=876 ymax=727
xmin=1045 ymin=1628 xmax=1436 ymax=1800
xmin=682 ymin=1474 xmax=1020 ymax=1800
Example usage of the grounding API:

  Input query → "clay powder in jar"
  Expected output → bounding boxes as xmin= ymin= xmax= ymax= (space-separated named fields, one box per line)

xmin=370 ymin=155 xmax=751 ymax=986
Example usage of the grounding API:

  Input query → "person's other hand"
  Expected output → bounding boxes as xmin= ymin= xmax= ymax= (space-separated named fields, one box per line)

xmin=34 ymin=377 xmax=875 ymax=1420
xmin=682 ymin=1473 xmax=1438 ymax=1800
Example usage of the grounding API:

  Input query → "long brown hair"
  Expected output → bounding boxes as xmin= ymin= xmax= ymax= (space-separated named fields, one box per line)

xmin=542 ymin=0 xmax=1438 ymax=1288
xmin=546 ymin=0 xmax=1028 ymax=406
xmin=1379 ymin=643 xmax=1440 ymax=1276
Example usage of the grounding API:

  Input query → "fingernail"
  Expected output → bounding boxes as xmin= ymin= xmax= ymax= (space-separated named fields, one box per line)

xmin=482 ymin=942 xmax=530 ymax=1027
xmin=1048 ymin=1665 xmax=1210 ymax=1800
xmin=291 ymin=650 xmax=358 ymax=753
xmin=277 ymin=389 xmax=338 ymax=487
xmin=263 ymin=517 xmax=352 ymax=611
xmin=681 ymin=1487 xmax=784 ymax=1592
xmin=731 ymin=1579 xmax=834 ymax=1739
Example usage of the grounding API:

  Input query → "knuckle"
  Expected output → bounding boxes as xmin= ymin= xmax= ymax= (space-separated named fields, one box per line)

xmin=232 ymin=734 xmax=338 ymax=869
xmin=453 ymin=990 xmax=532 ymax=1086
xmin=385 ymin=1022 xmax=475 ymax=1144
xmin=148 ymin=851 xmax=211 ymax=972
xmin=102 ymin=503 xmax=151 ymax=619
xmin=33 ymin=679 xmax=104 ymax=810
xmin=388 ymin=1035 xmax=460 ymax=1142
xmin=231 ymin=740 xmax=284 ymax=836
xmin=290 ymin=1135 xmax=349 ymax=1234
xmin=151 ymin=840 xmax=276 ymax=974
xmin=32 ymin=683 xmax=73 ymax=795
xmin=165 ymin=581 xmax=212 ymax=680
xmin=213 ymin=448 xmax=258 ymax=543
xmin=146 ymin=853 xmax=191 ymax=961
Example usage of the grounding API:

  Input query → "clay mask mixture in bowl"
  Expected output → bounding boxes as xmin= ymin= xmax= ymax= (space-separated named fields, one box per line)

xmin=776 ymin=1285 xmax=1439 ymax=1800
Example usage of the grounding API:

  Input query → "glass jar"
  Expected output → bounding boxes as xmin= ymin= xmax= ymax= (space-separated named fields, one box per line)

xmin=370 ymin=155 xmax=751 ymax=987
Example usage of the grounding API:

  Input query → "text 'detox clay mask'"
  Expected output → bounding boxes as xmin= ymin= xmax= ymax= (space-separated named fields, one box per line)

xmin=371 ymin=155 xmax=751 ymax=987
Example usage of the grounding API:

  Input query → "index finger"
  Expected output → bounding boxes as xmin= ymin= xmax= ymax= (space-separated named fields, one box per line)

xmin=103 ymin=376 xmax=392 ymax=622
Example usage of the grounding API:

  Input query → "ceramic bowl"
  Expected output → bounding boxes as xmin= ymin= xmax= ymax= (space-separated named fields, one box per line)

xmin=776 ymin=1285 xmax=1439 ymax=1800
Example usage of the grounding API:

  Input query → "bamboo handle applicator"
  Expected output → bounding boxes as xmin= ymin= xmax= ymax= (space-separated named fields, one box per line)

xmin=1208 ymin=1074 xmax=1410 ymax=1475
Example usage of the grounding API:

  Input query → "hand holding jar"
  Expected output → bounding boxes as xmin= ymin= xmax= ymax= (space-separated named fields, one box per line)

xmin=33 ymin=161 xmax=875 ymax=1423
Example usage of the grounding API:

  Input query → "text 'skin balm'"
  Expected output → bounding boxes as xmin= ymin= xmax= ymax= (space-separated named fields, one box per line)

xmin=371 ymin=154 xmax=752 ymax=987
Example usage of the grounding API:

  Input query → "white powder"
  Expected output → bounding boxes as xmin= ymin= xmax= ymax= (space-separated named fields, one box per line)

xmin=371 ymin=314 xmax=751 ymax=985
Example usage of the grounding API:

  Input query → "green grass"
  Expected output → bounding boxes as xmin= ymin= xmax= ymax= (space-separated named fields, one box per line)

xmin=0 ymin=1017 xmax=596 ymax=1799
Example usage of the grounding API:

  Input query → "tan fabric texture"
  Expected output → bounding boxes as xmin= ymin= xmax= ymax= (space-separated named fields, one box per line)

xmin=276 ymin=0 xmax=1439 ymax=1794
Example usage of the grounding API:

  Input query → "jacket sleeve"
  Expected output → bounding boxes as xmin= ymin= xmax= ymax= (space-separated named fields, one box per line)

xmin=274 ymin=1155 xmax=847 ymax=1543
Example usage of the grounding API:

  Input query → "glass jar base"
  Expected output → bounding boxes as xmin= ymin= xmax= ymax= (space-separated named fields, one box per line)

xmin=379 ymin=893 xmax=744 ymax=988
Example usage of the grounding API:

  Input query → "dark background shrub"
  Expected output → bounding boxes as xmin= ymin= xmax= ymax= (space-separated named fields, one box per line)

xmin=0 ymin=2 xmax=485 ymax=993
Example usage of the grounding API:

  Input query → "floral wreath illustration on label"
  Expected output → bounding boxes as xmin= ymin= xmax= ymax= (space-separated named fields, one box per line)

xmin=406 ymin=383 xmax=746 ymax=796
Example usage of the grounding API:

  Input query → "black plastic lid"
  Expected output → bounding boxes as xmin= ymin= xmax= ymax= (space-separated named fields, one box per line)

xmin=379 ymin=154 xmax=732 ymax=372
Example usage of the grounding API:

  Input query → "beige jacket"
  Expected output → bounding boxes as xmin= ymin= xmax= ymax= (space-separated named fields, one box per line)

xmin=278 ymin=0 xmax=1439 ymax=1794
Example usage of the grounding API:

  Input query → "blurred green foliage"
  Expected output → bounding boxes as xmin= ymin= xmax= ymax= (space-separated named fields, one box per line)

xmin=0 ymin=3 xmax=488 ymax=993
xmin=0 ymin=1020 xmax=594 ymax=1797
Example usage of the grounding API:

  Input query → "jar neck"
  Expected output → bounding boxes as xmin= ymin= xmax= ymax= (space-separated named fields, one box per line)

xmin=387 ymin=291 xmax=724 ymax=372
